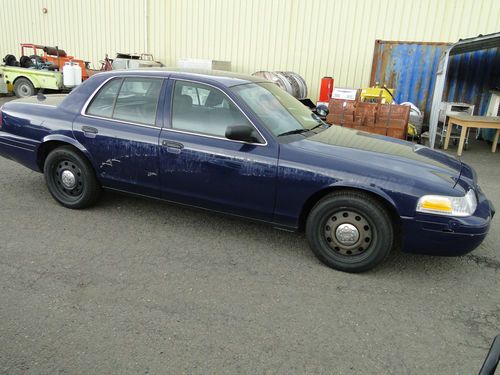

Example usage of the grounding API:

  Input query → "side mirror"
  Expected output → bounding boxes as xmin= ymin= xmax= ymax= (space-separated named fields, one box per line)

xmin=225 ymin=125 xmax=258 ymax=143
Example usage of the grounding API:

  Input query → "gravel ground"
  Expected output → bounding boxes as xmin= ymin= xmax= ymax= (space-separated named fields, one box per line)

xmin=0 ymin=95 xmax=499 ymax=374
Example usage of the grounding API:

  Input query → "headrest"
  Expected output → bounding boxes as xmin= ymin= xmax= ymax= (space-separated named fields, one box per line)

xmin=205 ymin=90 xmax=225 ymax=107
xmin=174 ymin=94 xmax=193 ymax=110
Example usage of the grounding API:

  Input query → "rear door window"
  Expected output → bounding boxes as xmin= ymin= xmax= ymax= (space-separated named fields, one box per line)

xmin=86 ymin=77 xmax=163 ymax=126
xmin=113 ymin=78 xmax=163 ymax=126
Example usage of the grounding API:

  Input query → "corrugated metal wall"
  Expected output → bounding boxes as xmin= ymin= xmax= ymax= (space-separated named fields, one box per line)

xmin=0 ymin=0 xmax=145 ymax=71
xmin=444 ymin=47 xmax=500 ymax=116
xmin=1 ymin=0 xmax=499 ymax=101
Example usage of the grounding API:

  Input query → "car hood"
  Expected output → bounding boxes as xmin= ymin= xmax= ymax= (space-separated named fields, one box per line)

xmin=293 ymin=126 xmax=464 ymax=186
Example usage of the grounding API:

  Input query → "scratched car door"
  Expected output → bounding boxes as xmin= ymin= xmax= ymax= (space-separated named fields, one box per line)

xmin=73 ymin=77 xmax=166 ymax=197
xmin=158 ymin=79 xmax=279 ymax=221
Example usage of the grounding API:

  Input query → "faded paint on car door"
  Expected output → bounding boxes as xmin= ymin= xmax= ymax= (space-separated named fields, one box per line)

xmin=73 ymin=77 xmax=166 ymax=197
xmin=158 ymin=79 xmax=279 ymax=221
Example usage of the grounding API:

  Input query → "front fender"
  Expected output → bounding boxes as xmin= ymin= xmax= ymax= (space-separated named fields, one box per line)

xmin=328 ymin=181 xmax=400 ymax=215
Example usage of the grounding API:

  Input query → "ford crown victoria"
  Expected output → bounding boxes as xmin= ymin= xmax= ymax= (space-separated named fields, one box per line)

xmin=0 ymin=69 xmax=494 ymax=272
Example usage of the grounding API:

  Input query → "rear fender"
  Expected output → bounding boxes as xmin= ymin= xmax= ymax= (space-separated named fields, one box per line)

xmin=14 ymin=75 xmax=40 ymax=88
xmin=40 ymin=134 xmax=96 ymax=168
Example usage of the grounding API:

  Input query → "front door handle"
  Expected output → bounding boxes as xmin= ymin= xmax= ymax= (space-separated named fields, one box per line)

xmin=161 ymin=140 xmax=184 ymax=154
xmin=82 ymin=126 xmax=98 ymax=138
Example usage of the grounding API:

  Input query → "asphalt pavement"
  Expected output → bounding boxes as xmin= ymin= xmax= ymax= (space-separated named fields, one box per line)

xmin=0 ymin=95 xmax=499 ymax=374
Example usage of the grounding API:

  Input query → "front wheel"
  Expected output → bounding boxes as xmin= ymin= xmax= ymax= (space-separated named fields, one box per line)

xmin=44 ymin=146 xmax=101 ymax=209
xmin=306 ymin=191 xmax=394 ymax=273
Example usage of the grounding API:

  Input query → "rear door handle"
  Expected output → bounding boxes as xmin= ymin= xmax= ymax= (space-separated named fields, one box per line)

xmin=82 ymin=126 xmax=98 ymax=138
xmin=161 ymin=140 xmax=184 ymax=154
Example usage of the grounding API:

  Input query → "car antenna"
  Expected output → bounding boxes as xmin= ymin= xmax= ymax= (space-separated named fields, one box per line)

xmin=37 ymin=89 xmax=46 ymax=102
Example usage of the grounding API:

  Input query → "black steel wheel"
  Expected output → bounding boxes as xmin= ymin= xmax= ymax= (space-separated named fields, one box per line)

xmin=323 ymin=209 xmax=373 ymax=256
xmin=306 ymin=190 xmax=394 ymax=273
xmin=13 ymin=78 xmax=35 ymax=97
xmin=44 ymin=146 xmax=101 ymax=209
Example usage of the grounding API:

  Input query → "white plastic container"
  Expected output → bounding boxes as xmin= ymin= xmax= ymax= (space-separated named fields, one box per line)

xmin=63 ymin=62 xmax=75 ymax=87
xmin=63 ymin=62 xmax=82 ymax=87
xmin=73 ymin=63 xmax=82 ymax=86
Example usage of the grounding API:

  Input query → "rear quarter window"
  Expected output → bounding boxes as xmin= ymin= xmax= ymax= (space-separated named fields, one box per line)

xmin=86 ymin=78 xmax=122 ymax=118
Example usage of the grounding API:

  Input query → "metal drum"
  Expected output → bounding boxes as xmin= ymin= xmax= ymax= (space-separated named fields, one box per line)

xmin=252 ymin=71 xmax=308 ymax=99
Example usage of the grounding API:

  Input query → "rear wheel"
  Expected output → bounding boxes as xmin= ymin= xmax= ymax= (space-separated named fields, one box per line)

xmin=43 ymin=146 xmax=101 ymax=209
xmin=306 ymin=190 xmax=394 ymax=273
xmin=13 ymin=78 xmax=35 ymax=97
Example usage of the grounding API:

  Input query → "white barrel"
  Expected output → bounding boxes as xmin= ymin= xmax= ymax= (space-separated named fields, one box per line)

xmin=63 ymin=62 xmax=76 ymax=87
xmin=72 ymin=63 xmax=82 ymax=86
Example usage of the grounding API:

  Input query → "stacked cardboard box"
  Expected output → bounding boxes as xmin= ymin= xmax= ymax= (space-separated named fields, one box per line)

xmin=326 ymin=99 xmax=410 ymax=140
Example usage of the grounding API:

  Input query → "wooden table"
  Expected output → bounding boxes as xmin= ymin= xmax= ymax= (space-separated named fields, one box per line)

xmin=443 ymin=114 xmax=500 ymax=156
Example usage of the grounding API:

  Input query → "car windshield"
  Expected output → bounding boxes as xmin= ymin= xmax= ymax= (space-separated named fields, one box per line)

xmin=231 ymin=82 xmax=323 ymax=137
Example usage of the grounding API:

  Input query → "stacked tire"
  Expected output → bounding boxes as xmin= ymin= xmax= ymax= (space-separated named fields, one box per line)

xmin=252 ymin=71 xmax=308 ymax=99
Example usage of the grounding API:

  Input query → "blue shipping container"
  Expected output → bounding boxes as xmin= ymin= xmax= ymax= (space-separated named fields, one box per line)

xmin=370 ymin=40 xmax=500 ymax=128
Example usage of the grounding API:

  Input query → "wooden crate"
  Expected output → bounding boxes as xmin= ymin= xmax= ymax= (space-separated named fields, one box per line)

xmin=325 ymin=99 xmax=410 ymax=139
xmin=355 ymin=114 xmax=376 ymax=126
xmin=386 ymin=128 xmax=406 ymax=139
xmin=326 ymin=113 xmax=354 ymax=125
xmin=356 ymin=102 xmax=378 ymax=116
xmin=328 ymin=99 xmax=356 ymax=113
xmin=371 ymin=127 xmax=388 ymax=136
xmin=377 ymin=104 xmax=410 ymax=121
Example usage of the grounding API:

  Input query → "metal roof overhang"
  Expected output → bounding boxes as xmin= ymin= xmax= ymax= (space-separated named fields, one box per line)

xmin=428 ymin=32 xmax=500 ymax=148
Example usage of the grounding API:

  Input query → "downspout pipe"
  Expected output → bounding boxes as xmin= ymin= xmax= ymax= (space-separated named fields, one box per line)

xmin=144 ymin=0 xmax=148 ymax=53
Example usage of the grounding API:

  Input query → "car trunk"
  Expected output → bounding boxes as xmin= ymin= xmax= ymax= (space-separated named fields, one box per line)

xmin=12 ymin=94 xmax=68 ymax=107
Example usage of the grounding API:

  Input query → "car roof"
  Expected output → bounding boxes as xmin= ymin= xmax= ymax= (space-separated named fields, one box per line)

xmin=93 ymin=68 xmax=269 ymax=87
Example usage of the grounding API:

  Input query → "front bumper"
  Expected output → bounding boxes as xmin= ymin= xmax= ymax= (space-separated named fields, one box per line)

xmin=401 ymin=186 xmax=495 ymax=256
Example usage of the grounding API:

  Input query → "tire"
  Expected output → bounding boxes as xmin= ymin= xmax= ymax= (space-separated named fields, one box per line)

xmin=306 ymin=190 xmax=394 ymax=273
xmin=3 ymin=54 xmax=17 ymax=66
xmin=43 ymin=146 xmax=101 ymax=209
xmin=13 ymin=78 xmax=35 ymax=97
xmin=19 ymin=55 xmax=33 ymax=68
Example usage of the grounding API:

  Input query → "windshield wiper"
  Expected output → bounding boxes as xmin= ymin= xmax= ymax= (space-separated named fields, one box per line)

xmin=277 ymin=129 xmax=309 ymax=137
xmin=311 ymin=122 xmax=327 ymax=131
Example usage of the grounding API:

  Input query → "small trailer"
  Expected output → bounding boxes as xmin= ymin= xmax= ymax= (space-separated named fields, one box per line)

xmin=0 ymin=65 xmax=63 ymax=97
xmin=0 ymin=43 xmax=96 ymax=98
xmin=20 ymin=44 xmax=93 ymax=80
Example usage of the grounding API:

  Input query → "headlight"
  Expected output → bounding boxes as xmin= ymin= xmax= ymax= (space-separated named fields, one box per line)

xmin=416 ymin=189 xmax=477 ymax=217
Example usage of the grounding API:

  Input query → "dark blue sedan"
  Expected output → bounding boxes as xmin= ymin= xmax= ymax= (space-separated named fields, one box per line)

xmin=0 ymin=69 xmax=495 ymax=272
